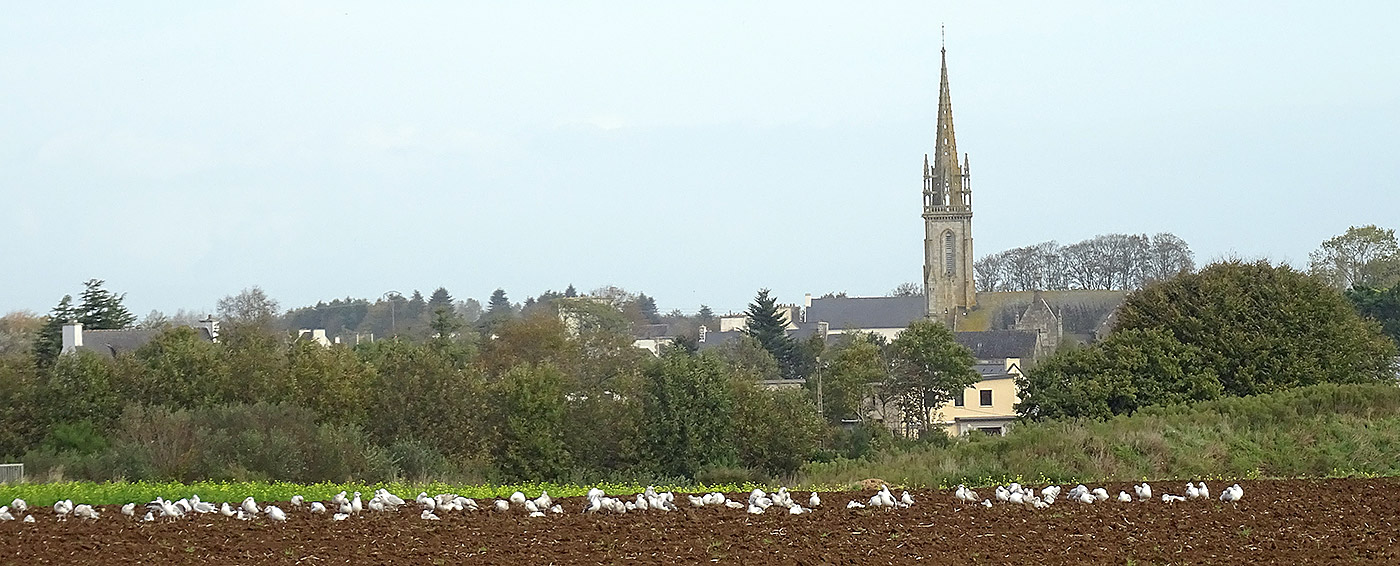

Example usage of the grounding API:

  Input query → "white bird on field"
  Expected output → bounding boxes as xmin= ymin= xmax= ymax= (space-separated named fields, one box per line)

xmin=142 ymin=511 xmax=154 ymax=522
xmin=421 ymin=510 xmax=440 ymax=521
xmin=1066 ymin=485 xmax=1088 ymax=501
xmin=587 ymin=488 xmax=606 ymax=500
xmin=1185 ymin=484 xmax=1200 ymax=499
xmin=788 ymin=504 xmax=804 ymax=515
xmin=1220 ymin=484 xmax=1244 ymax=503
xmin=351 ymin=492 xmax=363 ymax=514
xmin=900 ymin=491 xmax=915 ymax=507
xmin=995 ymin=485 xmax=1010 ymax=502
xmin=220 ymin=502 xmax=236 ymax=517
xmin=980 ymin=499 xmax=993 ymax=508
xmin=747 ymin=504 xmax=764 ymax=514
xmin=809 ymin=492 xmax=821 ymax=508
xmin=54 ymin=499 xmax=73 ymax=520
xmin=241 ymin=497 xmax=259 ymax=516
xmin=687 ymin=495 xmax=705 ymax=507
xmin=1091 ymin=488 xmax=1109 ymax=502
xmin=290 ymin=495 xmax=304 ymax=507
xmin=550 ymin=504 xmax=563 ymax=514
xmin=74 ymin=504 xmax=99 ymax=520
xmin=265 ymin=506 xmax=287 ymax=522
xmin=0 ymin=506 xmax=13 ymax=521
xmin=1134 ymin=483 xmax=1152 ymax=501
xmin=333 ymin=491 xmax=349 ymax=507
xmin=846 ymin=500 xmax=865 ymax=509
xmin=535 ymin=491 xmax=553 ymax=511
xmin=122 ymin=503 xmax=136 ymax=517
xmin=1041 ymin=486 xmax=1062 ymax=501
xmin=332 ymin=512 xmax=349 ymax=521
xmin=192 ymin=500 xmax=215 ymax=514
xmin=367 ymin=498 xmax=384 ymax=513
xmin=1009 ymin=491 xmax=1025 ymax=505
xmin=309 ymin=502 xmax=327 ymax=514
xmin=1077 ymin=491 xmax=1096 ymax=504
xmin=1117 ymin=491 xmax=1132 ymax=503
xmin=11 ymin=499 xmax=26 ymax=513
xmin=525 ymin=500 xmax=539 ymax=514
xmin=724 ymin=500 xmax=745 ymax=510
xmin=22 ymin=515 xmax=35 ymax=523
xmin=494 ymin=500 xmax=510 ymax=513
xmin=1196 ymin=482 xmax=1210 ymax=500
xmin=1162 ymin=494 xmax=1186 ymax=503
xmin=509 ymin=491 xmax=527 ymax=507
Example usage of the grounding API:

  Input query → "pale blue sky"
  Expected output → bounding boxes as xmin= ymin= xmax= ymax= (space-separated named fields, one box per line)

xmin=3 ymin=2 xmax=1397 ymax=317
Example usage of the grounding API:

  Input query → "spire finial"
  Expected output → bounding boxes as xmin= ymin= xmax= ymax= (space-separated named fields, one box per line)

xmin=941 ymin=23 xmax=945 ymax=52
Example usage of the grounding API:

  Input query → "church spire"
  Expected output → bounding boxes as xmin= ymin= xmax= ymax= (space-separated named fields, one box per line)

xmin=925 ymin=42 xmax=968 ymax=212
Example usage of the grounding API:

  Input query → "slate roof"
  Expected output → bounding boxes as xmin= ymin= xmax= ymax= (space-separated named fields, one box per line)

xmin=955 ymin=330 xmax=1038 ymax=360
xmin=972 ymin=363 xmax=1016 ymax=380
xmin=803 ymin=296 xmax=926 ymax=330
xmin=696 ymin=329 xmax=746 ymax=351
xmin=633 ymin=324 xmax=671 ymax=340
xmin=76 ymin=326 xmax=215 ymax=358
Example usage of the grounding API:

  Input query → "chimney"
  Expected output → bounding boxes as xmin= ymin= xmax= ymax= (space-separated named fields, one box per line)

xmin=62 ymin=322 xmax=83 ymax=354
xmin=698 ymin=325 xmax=708 ymax=343
xmin=804 ymin=293 xmax=812 ymax=308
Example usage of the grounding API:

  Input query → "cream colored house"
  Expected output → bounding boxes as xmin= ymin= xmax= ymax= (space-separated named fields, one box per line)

xmin=934 ymin=358 xmax=1023 ymax=436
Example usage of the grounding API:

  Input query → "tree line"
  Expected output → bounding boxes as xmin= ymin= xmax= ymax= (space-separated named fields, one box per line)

xmin=975 ymin=232 xmax=1195 ymax=292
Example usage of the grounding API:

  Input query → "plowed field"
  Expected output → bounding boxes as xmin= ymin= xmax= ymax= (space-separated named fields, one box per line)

xmin=4 ymin=478 xmax=1397 ymax=565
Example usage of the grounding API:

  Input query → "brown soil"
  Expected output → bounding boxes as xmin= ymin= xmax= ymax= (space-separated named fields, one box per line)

xmin=3 ymin=478 xmax=1397 ymax=565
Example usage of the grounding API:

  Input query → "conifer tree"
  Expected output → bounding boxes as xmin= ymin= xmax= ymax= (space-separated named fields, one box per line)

xmin=77 ymin=279 xmax=136 ymax=330
xmin=743 ymin=289 xmax=799 ymax=379
xmin=33 ymin=295 xmax=77 ymax=366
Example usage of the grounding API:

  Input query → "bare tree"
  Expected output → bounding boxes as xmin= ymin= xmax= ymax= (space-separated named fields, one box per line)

xmin=217 ymin=286 xmax=281 ymax=328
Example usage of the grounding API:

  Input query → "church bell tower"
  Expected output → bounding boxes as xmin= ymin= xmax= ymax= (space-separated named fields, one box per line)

xmin=923 ymin=41 xmax=976 ymax=324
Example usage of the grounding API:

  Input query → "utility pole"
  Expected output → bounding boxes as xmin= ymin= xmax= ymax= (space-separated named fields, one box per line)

xmin=816 ymin=356 xmax=823 ymax=418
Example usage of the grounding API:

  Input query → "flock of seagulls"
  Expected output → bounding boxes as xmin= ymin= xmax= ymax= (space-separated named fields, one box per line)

xmin=953 ymin=481 xmax=1245 ymax=509
xmin=0 ymin=481 xmax=1246 ymax=525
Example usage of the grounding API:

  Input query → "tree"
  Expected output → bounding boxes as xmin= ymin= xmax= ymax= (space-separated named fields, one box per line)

xmin=639 ymin=350 xmax=736 ymax=478
xmin=885 ymin=319 xmax=978 ymax=435
xmin=1310 ymin=225 xmax=1400 ymax=290
xmin=1116 ymin=259 xmax=1398 ymax=397
xmin=491 ymin=363 xmax=571 ymax=481
xmin=742 ymin=289 xmax=799 ymax=379
xmin=216 ymin=286 xmax=280 ymax=328
xmin=427 ymin=287 xmax=454 ymax=314
xmin=889 ymin=282 xmax=922 ymax=297
xmin=477 ymin=288 xmax=515 ymax=335
xmin=635 ymin=293 xmax=661 ymax=324
xmin=0 ymin=311 xmax=42 ymax=357
xmin=696 ymin=305 xmax=716 ymax=328
xmin=33 ymin=295 xmax=78 ymax=366
xmin=730 ymin=382 xmax=825 ymax=476
xmin=77 ymin=279 xmax=136 ymax=330
xmin=1016 ymin=328 xmax=1223 ymax=420
xmin=819 ymin=333 xmax=886 ymax=423
xmin=1347 ymin=285 xmax=1400 ymax=346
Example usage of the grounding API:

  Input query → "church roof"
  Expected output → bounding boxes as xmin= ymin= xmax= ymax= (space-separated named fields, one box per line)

xmin=804 ymin=295 xmax=926 ymax=330
xmin=76 ymin=326 xmax=215 ymax=358
xmin=955 ymin=330 xmax=1038 ymax=360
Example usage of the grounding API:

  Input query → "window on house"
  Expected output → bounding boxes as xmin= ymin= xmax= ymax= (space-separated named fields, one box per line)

xmin=980 ymin=389 xmax=993 ymax=407
xmin=943 ymin=231 xmax=956 ymax=275
xmin=977 ymin=427 xmax=1003 ymax=436
xmin=954 ymin=390 xmax=965 ymax=407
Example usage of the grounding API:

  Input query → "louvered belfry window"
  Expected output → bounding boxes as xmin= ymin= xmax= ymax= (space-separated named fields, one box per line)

xmin=944 ymin=231 xmax=955 ymax=275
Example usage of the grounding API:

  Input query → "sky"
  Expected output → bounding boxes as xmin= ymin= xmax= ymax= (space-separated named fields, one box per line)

xmin=3 ymin=1 xmax=1398 ymax=318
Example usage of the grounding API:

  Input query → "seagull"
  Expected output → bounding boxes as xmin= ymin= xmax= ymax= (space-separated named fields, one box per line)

xmin=1041 ymin=486 xmax=1061 ymax=501
xmin=368 ymin=498 xmax=384 ymax=513
xmin=10 ymin=499 xmax=26 ymax=513
xmin=74 ymin=504 xmax=100 ymax=520
xmin=290 ymin=495 xmax=304 ymax=507
xmin=980 ymin=499 xmax=993 ymax=508
xmin=0 ymin=507 xmax=12 ymax=521
xmin=535 ymin=491 xmax=552 ymax=511
xmin=788 ymin=505 xmax=804 ymax=515
xmin=1117 ymin=491 xmax=1132 ymax=502
xmin=900 ymin=491 xmax=915 ymax=507
xmin=1091 ymin=488 xmax=1109 ymax=502
xmin=1220 ymin=484 xmax=1244 ymax=503
xmin=332 ymin=512 xmax=349 ymax=521
xmin=525 ymin=500 xmax=539 ymax=513
xmin=724 ymin=500 xmax=745 ymax=510
xmin=122 ymin=503 xmax=136 ymax=517
xmin=1196 ymin=482 xmax=1211 ymax=499
xmin=847 ymin=500 xmax=865 ymax=509
xmin=309 ymin=502 xmax=327 ymax=514
xmin=809 ymin=492 xmax=821 ymax=508
xmin=1162 ymin=494 xmax=1186 ymax=503
xmin=421 ymin=510 xmax=440 ymax=520
xmin=23 ymin=515 xmax=35 ymax=523
xmin=192 ymin=500 xmax=215 ymax=514
xmin=143 ymin=511 xmax=155 ymax=522
xmin=351 ymin=492 xmax=363 ymax=514
xmin=509 ymin=492 xmax=527 ymax=507
xmin=550 ymin=504 xmax=563 ymax=514
xmin=495 ymin=500 xmax=510 ymax=512
xmin=528 ymin=510 xmax=546 ymax=518
xmin=265 ymin=506 xmax=287 ymax=522
xmin=1185 ymin=484 xmax=1200 ymax=499
xmin=1077 ymin=491 xmax=1096 ymax=504
xmin=1134 ymin=483 xmax=1152 ymax=501
xmin=995 ymin=486 xmax=1010 ymax=502
xmin=241 ymin=497 xmax=259 ymax=516
xmin=220 ymin=502 xmax=236 ymax=517
xmin=747 ymin=504 xmax=764 ymax=514
xmin=54 ymin=499 xmax=73 ymax=520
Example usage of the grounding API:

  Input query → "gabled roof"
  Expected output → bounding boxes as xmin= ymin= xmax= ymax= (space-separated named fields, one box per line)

xmin=696 ymin=329 xmax=745 ymax=351
xmin=804 ymin=295 xmax=926 ymax=330
xmin=76 ymin=326 xmax=215 ymax=358
xmin=955 ymin=330 xmax=1038 ymax=360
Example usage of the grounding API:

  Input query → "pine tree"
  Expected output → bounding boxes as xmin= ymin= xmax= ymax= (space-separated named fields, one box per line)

xmin=427 ymin=287 xmax=454 ymax=314
xmin=564 ymin=284 xmax=578 ymax=298
xmin=404 ymin=290 xmax=427 ymax=321
xmin=743 ymin=289 xmax=799 ymax=379
xmin=77 ymin=279 xmax=136 ymax=330
xmin=33 ymin=295 xmax=77 ymax=366
xmin=478 ymin=288 xmax=515 ymax=334
xmin=636 ymin=293 xmax=661 ymax=324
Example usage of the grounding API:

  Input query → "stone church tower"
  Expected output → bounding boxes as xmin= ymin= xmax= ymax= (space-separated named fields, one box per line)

xmin=923 ymin=44 xmax=976 ymax=324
